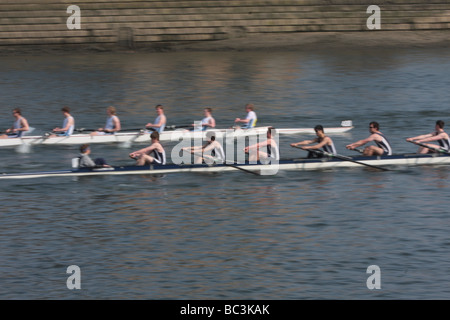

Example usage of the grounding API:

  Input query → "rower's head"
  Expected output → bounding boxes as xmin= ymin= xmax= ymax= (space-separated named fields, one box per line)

xmin=107 ymin=106 xmax=116 ymax=115
xmin=204 ymin=107 xmax=212 ymax=116
xmin=436 ymin=120 xmax=445 ymax=130
xmin=314 ymin=125 xmax=325 ymax=137
xmin=150 ymin=131 xmax=160 ymax=142
xmin=245 ymin=103 xmax=254 ymax=112
xmin=61 ymin=106 xmax=70 ymax=115
xmin=267 ymin=126 xmax=276 ymax=138
xmin=155 ymin=105 xmax=164 ymax=114
xmin=12 ymin=108 xmax=21 ymax=117
xmin=369 ymin=121 xmax=379 ymax=133
xmin=206 ymin=131 xmax=216 ymax=142
xmin=80 ymin=144 xmax=90 ymax=154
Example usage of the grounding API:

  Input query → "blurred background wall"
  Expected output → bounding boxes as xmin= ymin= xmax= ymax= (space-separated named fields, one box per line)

xmin=1 ymin=0 xmax=449 ymax=49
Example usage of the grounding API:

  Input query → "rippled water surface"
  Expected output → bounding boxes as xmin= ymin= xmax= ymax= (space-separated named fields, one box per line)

xmin=1 ymin=47 xmax=450 ymax=299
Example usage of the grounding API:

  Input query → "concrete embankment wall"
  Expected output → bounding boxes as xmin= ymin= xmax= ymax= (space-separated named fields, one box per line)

xmin=0 ymin=0 xmax=449 ymax=48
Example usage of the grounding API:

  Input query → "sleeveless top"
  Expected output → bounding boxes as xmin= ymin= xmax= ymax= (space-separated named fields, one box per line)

xmin=267 ymin=143 xmax=280 ymax=160
xmin=62 ymin=116 xmax=75 ymax=136
xmin=210 ymin=143 xmax=225 ymax=162
xmin=434 ymin=132 xmax=450 ymax=150
xmin=105 ymin=115 xmax=118 ymax=131
xmin=151 ymin=148 xmax=166 ymax=165
xmin=13 ymin=117 xmax=24 ymax=137
xmin=319 ymin=137 xmax=337 ymax=154
xmin=201 ymin=116 xmax=213 ymax=131
xmin=374 ymin=132 xmax=392 ymax=155
xmin=154 ymin=115 xmax=165 ymax=133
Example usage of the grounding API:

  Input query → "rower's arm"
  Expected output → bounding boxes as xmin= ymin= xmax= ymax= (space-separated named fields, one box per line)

xmin=307 ymin=138 xmax=328 ymax=150
xmin=133 ymin=144 xmax=155 ymax=155
xmin=19 ymin=118 xmax=30 ymax=132
xmin=407 ymin=133 xmax=432 ymax=141
xmin=112 ymin=117 xmax=121 ymax=132
xmin=418 ymin=132 xmax=446 ymax=143
xmin=291 ymin=138 xmax=317 ymax=147
xmin=347 ymin=136 xmax=372 ymax=148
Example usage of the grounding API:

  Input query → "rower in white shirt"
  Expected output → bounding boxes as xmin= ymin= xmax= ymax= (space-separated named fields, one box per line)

xmin=191 ymin=108 xmax=216 ymax=131
xmin=146 ymin=104 xmax=166 ymax=133
xmin=0 ymin=108 xmax=30 ymax=139
xmin=91 ymin=106 xmax=121 ymax=136
xmin=50 ymin=106 xmax=75 ymax=137
xmin=235 ymin=103 xmax=257 ymax=129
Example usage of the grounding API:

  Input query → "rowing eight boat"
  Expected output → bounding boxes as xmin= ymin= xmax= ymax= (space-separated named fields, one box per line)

xmin=0 ymin=123 xmax=353 ymax=147
xmin=1 ymin=153 xmax=449 ymax=180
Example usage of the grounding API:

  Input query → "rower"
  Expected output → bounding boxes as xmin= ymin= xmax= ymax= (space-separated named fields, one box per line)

xmin=191 ymin=107 xmax=216 ymax=131
xmin=235 ymin=103 xmax=257 ymax=129
xmin=90 ymin=106 xmax=121 ymax=136
xmin=346 ymin=121 xmax=392 ymax=156
xmin=129 ymin=131 xmax=166 ymax=166
xmin=51 ymin=106 xmax=75 ymax=137
xmin=78 ymin=144 xmax=111 ymax=168
xmin=244 ymin=127 xmax=279 ymax=163
xmin=183 ymin=131 xmax=225 ymax=164
xmin=145 ymin=104 xmax=166 ymax=133
xmin=290 ymin=125 xmax=337 ymax=158
xmin=406 ymin=120 xmax=450 ymax=154
xmin=0 ymin=108 xmax=30 ymax=139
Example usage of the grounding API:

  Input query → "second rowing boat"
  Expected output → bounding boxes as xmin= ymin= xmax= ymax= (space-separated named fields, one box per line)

xmin=0 ymin=122 xmax=353 ymax=147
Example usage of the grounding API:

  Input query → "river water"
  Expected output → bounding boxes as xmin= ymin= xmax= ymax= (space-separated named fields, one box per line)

xmin=0 ymin=46 xmax=450 ymax=300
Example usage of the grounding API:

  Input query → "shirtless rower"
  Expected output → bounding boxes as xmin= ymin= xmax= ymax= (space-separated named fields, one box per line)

xmin=406 ymin=120 xmax=450 ymax=153
xmin=183 ymin=131 xmax=225 ymax=164
xmin=129 ymin=131 xmax=166 ymax=166
xmin=235 ymin=103 xmax=257 ymax=129
xmin=91 ymin=106 xmax=121 ymax=136
xmin=244 ymin=127 xmax=279 ymax=163
xmin=50 ymin=106 xmax=75 ymax=137
xmin=145 ymin=104 xmax=166 ymax=133
xmin=0 ymin=108 xmax=30 ymax=139
xmin=346 ymin=121 xmax=392 ymax=156
xmin=290 ymin=125 xmax=337 ymax=158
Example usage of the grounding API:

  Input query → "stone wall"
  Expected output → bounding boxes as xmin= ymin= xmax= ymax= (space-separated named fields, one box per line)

xmin=0 ymin=0 xmax=449 ymax=48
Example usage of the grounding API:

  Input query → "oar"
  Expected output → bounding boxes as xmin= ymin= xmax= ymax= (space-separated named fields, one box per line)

xmin=165 ymin=125 xmax=193 ymax=130
xmin=407 ymin=140 xmax=450 ymax=155
xmin=75 ymin=127 xmax=146 ymax=133
xmin=292 ymin=146 xmax=390 ymax=171
xmin=191 ymin=151 xmax=260 ymax=175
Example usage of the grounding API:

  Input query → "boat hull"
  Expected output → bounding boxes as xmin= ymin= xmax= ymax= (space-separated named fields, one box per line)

xmin=0 ymin=126 xmax=353 ymax=147
xmin=1 ymin=153 xmax=449 ymax=180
